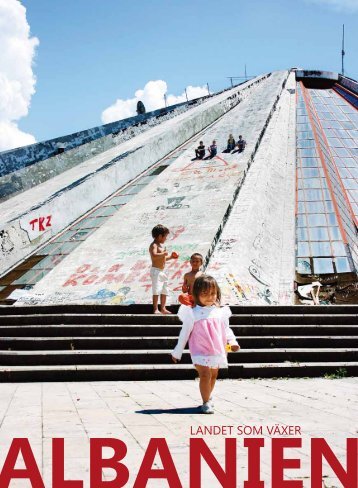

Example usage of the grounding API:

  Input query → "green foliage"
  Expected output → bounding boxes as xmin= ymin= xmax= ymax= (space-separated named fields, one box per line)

xmin=324 ymin=367 xmax=348 ymax=379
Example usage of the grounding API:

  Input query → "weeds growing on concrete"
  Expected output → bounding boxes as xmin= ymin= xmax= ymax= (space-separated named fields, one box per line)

xmin=324 ymin=368 xmax=347 ymax=379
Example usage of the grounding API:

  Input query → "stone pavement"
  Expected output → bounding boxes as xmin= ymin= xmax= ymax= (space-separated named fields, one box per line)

xmin=0 ymin=378 xmax=357 ymax=487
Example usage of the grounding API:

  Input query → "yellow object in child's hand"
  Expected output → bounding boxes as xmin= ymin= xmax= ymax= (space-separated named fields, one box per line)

xmin=226 ymin=343 xmax=232 ymax=352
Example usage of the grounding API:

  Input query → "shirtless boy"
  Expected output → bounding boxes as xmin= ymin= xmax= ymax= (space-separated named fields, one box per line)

xmin=179 ymin=253 xmax=203 ymax=306
xmin=149 ymin=224 xmax=178 ymax=314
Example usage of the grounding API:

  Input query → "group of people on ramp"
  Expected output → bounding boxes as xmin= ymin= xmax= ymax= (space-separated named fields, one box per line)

xmin=149 ymin=224 xmax=240 ymax=414
xmin=195 ymin=134 xmax=246 ymax=159
xmin=148 ymin=130 xmax=247 ymax=413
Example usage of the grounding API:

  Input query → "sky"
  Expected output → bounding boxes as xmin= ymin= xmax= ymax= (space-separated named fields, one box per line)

xmin=0 ymin=0 xmax=357 ymax=151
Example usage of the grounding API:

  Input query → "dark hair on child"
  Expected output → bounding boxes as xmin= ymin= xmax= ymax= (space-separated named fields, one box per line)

xmin=192 ymin=275 xmax=221 ymax=307
xmin=191 ymin=253 xmax=203 ymax=263
xmin=151 ymin=224 xmax=169 ymax=239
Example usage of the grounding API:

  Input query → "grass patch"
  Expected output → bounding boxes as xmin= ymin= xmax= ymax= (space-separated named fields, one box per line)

xmin=324 ymin=367 xmax=347 ymax=379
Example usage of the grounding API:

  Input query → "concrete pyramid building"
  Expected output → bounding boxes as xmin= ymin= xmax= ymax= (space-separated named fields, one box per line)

xmin=0 ymin=69 xmax=357 ymax=306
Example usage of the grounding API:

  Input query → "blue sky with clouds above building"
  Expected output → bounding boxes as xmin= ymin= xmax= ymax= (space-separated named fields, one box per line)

xmin=0 ymin=0 xmax=357 ymax=150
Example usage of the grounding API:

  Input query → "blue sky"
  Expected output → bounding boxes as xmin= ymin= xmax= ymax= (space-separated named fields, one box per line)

xmin=4 ymin=0 xmax=358 ymax=146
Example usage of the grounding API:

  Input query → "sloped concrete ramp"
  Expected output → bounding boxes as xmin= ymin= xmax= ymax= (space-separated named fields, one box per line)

xmin=1 ymin=75 xmax=266 ymax=276
xmin=207 ymin=72 xmax=296 ymax=305
xmin=17 ymin=71 xmax=288 ymax=306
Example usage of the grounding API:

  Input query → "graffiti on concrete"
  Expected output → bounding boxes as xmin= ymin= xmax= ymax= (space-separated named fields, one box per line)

xmin=221 ymin=271 xmax=279 ymax=305
xmin=85 ymin=289 xmax=116 ymax=300
xmin=217 ymin=239 xmax=237 ymax=252
xmin=0 ymin=224 xmax=30 ymax=264
xmin=249 ymin=262 xmax=271 ymax=287
xmin=0 ymin=100 xmax=204 ymax=178
xmin=16 ymin=292 xmax=74 ymax=306
xmin=63 ymin=263 xmax=125 ymax=287
xmin=156 ymin=196 xmax=190 ymax=211
xmin=167 ymin=225 xmax=186 ymax=241
xmin=62 ymin=257 xmax=191 ymax=299
xmin=253 ymin=230 xmax=264 ymax=250
xmin=85 ymin=285 xmax=136 ymax=304
xmin=110 ymin=287 xmax=134 ymax=305
xmin=2 ymin=73 xmax=266 ymax=280
xmin=0 ymin=97 xmax=216 ymax=203
xmin=113 ymin=243 xmax=197 ymax=262
xmin=153 ymin=187 xmax=169 ymax=196
xmin=257 ymin=287 xmax=278 ymax=305
xmin=205 ymin=72 xmax=296 ymax=305
xmin=204 ymin=182 xmax=220 ymax=191
xmin=0 ymin=230 xmax=14 ymax=255
xmin=12 ymin=73 xmax=277 ymax=305
xmin=177 ymin=184 xmax=194 ymax=193
xmin=179 ymin=156 xmax=235 ymax=174
xmin=29 ymin=216 xmax=52 ymax=232
xmin=225 ymin=273 xmax=248 ymax=301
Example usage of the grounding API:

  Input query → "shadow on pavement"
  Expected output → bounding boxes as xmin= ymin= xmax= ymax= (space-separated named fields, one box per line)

xmin=136 ymin=407 xmax=200 ymax=415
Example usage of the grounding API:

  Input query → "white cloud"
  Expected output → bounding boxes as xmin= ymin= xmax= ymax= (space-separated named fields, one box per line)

xmin=305 ymin=0 xmax=358 ymax=12
xmin=101 ymin=80 xmax=208 ymax=124
xmin=0 ymin=120 xmax=36 ymax=151
xmin=0 ymin=0 xmax=39 ymax=151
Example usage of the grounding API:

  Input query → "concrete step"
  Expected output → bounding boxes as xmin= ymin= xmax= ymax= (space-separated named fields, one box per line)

xmin=0 ymin=324 xmax=358 ymax=337
xmin=228 ymin=362 xmax=358 ymax=379
xmin=0 ymin=313 xmax=357 ymax=326
xmin=0 ymin=348 xmax=357 ymax=366
xmin=1 ymin=305 xmax=357 ymax=315
xmin=0 ymin=314 xmax=358 ymax=328
xmin=0 ymin=361 xmax=357 ymax=382
xmin=1 ymin=336 xmax=358 ymax=350
xmin=0 ymin=305 xmax=356 ymax=381
xmin=231 ymin=314 xmax=358 ymax=326
xmin=0 ymin=314 xmax=183 ymax=326
xmin=0 ymin=324 xmax=357 ymax=337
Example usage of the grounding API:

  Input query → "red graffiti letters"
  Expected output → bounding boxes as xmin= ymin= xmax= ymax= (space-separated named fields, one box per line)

xmin=29 ymin=216 xmax=52 ymax=232
xmin=62 ymin=259 xmax=191 ymax=292
xmin=168 ymin=226 xmax=185 ymax=241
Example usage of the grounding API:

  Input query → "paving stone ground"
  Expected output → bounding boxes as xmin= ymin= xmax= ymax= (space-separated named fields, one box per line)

xmin=0 ymin=377 xmax=357 ymax=487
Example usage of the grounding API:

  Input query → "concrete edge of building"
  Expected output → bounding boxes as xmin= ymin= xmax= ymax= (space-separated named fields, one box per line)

xmin=0 ymin=98 xmax=210 ymax=203
xmin=0 ymin=73 xmax=272 ymax=277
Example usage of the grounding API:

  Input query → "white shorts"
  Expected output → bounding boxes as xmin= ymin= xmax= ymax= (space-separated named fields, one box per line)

xmin=150 ymin=267 xmax=169 ymax=296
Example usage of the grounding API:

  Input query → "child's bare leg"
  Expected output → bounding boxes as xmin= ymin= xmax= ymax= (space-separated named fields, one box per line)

xmin=195 ymin=365 xmax=212 ymax=403
xmin=160 ymin=294 xmax=172 ymax=314
xmin=153 ymin=295 xmax=160 ymax=314
xmin=210 ymin=368 xmax=219 ymax=395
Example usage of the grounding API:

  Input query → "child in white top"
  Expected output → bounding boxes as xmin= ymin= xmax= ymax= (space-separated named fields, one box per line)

xmin=171 ymin=275 xmax=240 ymax=414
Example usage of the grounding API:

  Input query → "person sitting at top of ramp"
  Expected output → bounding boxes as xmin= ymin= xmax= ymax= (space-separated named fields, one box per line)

xmin=195 ymin=141 xmax=206 ymax=159
xmin=227 ymin=134 xmax=236 ymax=152
xmin=208 ymin=140 xmax=218 ymax=158
xmin=237 ymin=135 xmax=246 ymax=152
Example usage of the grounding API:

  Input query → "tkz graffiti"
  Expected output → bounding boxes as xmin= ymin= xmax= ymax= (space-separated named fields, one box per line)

xmin=29 ymin=216 xmax=52 ymax=232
